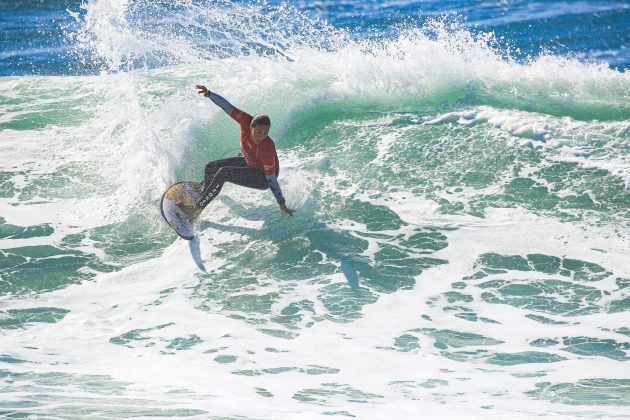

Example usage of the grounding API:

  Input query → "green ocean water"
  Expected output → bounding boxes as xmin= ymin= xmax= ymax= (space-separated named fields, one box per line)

xmin=1 ymin=0 xmax=630 ymax=418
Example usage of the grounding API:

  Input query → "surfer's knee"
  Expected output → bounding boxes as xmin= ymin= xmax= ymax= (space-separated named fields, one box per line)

xmin=214 ymin=166 xmax=229 ymax=180
xmin=204 ymin=161 xmax=217 ymax=175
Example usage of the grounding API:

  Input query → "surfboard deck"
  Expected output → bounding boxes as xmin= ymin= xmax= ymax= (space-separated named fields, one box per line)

xmin=160 ymin=181 xmax=204 ymax=240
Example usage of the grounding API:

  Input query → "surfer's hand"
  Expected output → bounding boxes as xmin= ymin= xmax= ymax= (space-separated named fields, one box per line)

xmin=196 ymin=85 xmax=209 ymax=97
xmin=279 ymin=202 xmax=294 ymax=216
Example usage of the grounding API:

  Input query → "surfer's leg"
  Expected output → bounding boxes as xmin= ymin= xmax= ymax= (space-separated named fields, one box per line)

xmin=203 ymin=157 xmax=246 ymax=189
xmin=197 ymin=165 xmax=267 ymax=209
xmin=222 ymin=166 xmax=268 ymax=190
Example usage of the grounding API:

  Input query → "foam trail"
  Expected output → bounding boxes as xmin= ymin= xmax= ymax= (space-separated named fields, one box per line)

xmin=1 ymin=0 xmax=629 ymax=418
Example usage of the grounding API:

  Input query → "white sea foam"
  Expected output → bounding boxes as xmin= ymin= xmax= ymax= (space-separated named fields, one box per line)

xmin=1 ymin=200 xmax=629 ymax=418
xmin=425 ymin=106 xmax=630 ymax=189
xmin=2 ymin=2 xmax=630 ymax=418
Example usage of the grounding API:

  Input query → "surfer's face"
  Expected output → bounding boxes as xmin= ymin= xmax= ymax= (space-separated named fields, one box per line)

xmin=251 ymin=124 xmax=270 ymax=144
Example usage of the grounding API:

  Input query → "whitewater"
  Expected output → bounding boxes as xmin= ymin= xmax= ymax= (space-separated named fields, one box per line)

xmin=1 ymin=0 xmax=629 ymax=418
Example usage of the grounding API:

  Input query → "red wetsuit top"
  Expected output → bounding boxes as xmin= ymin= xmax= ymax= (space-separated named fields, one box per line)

xmin=230 ymin=108 xmax=280 ymax=177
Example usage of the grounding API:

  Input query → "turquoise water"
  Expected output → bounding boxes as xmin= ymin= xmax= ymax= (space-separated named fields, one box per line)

xmin=1 ymin=0 xmax=629 ymax=418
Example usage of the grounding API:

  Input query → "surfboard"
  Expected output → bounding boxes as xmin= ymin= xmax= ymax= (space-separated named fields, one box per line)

xmin=159 ymin=181 xmax=204 ymax=240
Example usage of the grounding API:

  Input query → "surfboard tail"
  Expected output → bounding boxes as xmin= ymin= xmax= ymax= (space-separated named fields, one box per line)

xmin=160 ymin=181 xmax=203 ymax=240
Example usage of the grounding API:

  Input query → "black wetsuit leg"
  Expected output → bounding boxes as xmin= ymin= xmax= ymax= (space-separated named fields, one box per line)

xmin=198 ymin=157 xmax=269 ymax=208
xmin=203 ymin=157 xmax=246 ymax=188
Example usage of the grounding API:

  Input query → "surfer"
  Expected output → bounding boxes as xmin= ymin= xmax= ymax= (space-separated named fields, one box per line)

xmin=195 ymin=85 xmax=294 ymax=216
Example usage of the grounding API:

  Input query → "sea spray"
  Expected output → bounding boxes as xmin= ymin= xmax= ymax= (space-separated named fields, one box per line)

xmin=1 ymin=1 xmax=629 ymax=418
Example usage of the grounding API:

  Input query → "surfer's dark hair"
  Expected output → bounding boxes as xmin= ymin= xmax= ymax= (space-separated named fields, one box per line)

xmin=251 ymin=114 xmax=271 ymax=127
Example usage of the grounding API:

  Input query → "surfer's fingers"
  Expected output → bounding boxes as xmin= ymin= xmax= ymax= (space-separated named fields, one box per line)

xmin=282 ymin=207 xmax=295 ymax=216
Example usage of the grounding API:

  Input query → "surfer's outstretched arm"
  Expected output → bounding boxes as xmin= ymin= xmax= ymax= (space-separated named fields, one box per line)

xmin=196 ymin=85 xmax=234 ymax=115
xmin=266 ymin=174 xmax=294 ymax=216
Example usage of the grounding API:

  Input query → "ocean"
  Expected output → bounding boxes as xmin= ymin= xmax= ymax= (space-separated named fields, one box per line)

xmin=1 ymin=0 xmax=629 ymax=418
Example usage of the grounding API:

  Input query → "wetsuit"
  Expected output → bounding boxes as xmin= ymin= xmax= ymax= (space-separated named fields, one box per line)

xmin=197 ymin=92 xmax=286 ymax=209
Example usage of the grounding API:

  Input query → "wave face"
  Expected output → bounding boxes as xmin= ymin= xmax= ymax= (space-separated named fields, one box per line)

xmin=1 ymin=1 xmax=629 ymax=418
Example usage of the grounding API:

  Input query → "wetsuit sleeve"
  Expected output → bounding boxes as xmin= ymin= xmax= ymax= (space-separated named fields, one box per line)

xmin=260 ymin=142 xmax=284 ymax=204
xmin=266 ymin=174 xmax=285 ymax=204
xmin=208 ymin=91 xmax=235 ymax=115
xmin=230 ymin=107 xmax=252 ymax=129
